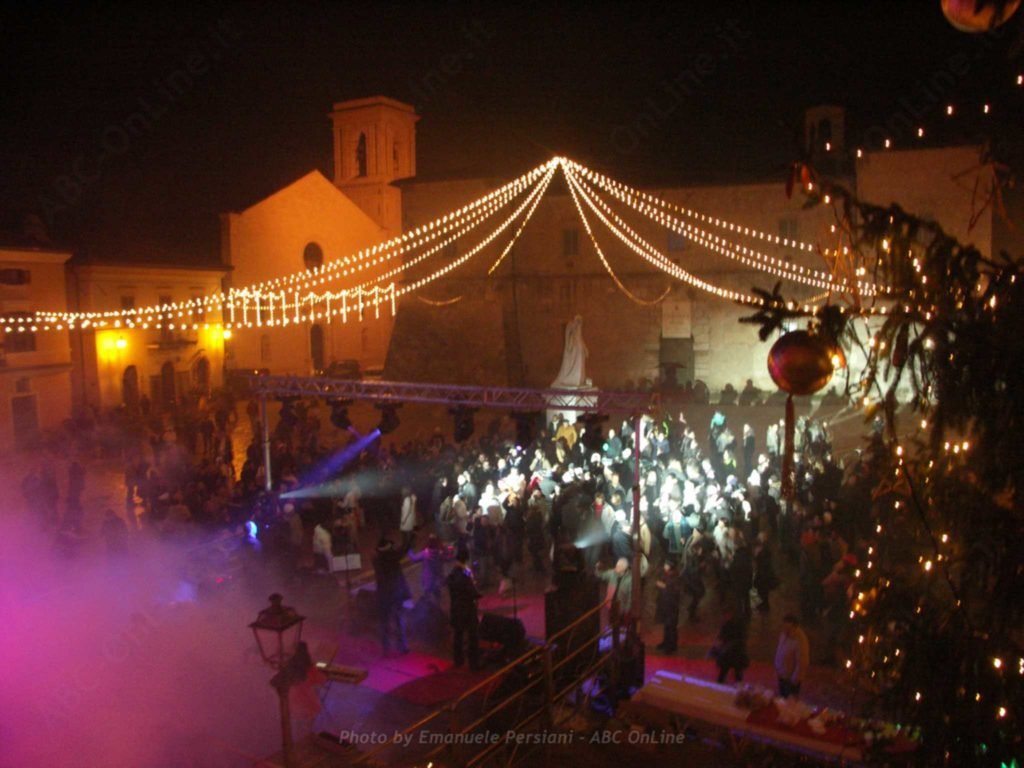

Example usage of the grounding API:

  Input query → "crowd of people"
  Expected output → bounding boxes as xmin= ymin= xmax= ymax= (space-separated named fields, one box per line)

xmin=19 ymin=383 xmax=882 ymax=697
xmin=280 ymin=399 xmax=876 ymax=686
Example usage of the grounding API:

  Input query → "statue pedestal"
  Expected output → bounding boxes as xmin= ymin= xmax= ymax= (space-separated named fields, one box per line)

xmin=546 ymin=385 xmax=599 ymax=427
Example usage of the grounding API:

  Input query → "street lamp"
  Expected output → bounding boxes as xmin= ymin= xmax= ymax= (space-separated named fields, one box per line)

xmin=250 ymin=593 xmax=306 ymax=767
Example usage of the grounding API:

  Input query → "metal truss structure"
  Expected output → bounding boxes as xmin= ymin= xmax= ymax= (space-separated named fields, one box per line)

xmin=247 ymin=374 xmax=658 ymax=415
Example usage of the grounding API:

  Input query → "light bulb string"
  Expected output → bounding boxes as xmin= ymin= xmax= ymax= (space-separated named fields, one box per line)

xmin=564 ymin=166 xmax=757 ymax=304
xmin=1 ymin=161 xmax=554 ymax=328
xmin=394 ymin=164 xmax=557 ymax=298
xmin=566 ymin=159 xmax=882 ymax=296
xmin=563 ymin=167 xmax=673 ymax=306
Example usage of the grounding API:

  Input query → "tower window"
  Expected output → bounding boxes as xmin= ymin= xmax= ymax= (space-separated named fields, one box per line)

xmin=393 ymin=143 xmax=400 ymax=173
xmin=356 ymin=133 xmax=368 ymax=178
xmin=303 ymin=242 xmax=324 ymax=272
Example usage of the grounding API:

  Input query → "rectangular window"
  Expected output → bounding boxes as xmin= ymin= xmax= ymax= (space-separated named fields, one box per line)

xmin=260 ymin=334 xmax=271 ymax=363
xmin=562 ymin=228 xmax=579 ymax=257
xmin=192 ymin=295 xmax=205 ymax=322
xmin=667 ymin=231 xmax=687 ymax=252
xmin=120 ymin=295 xmax=135 ymax=311
xmin=4 ymin=312 xmax=36 ymax=353
xmin=0 ymin=268 xmax=31 ymax=285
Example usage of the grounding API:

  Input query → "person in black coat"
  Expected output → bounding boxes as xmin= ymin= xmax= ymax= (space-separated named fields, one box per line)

xmin=753 ymin=533 xmax=779 ymax=612
xmin=655 ymin=561 xmax=682 ymax=653
xmin=713 ymin=612 xmax=750 ymax=684
xmin=729 ymin=540 xmax=754 ymax=622
xmin=373 ymin=538 xmax=411 ymax=655
xmin=447 ymin=550 xmax=482 ymax=670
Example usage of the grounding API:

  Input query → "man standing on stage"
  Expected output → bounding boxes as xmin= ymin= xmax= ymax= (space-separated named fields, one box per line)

xmin=447 ymin=550 xmax=482 ymax=670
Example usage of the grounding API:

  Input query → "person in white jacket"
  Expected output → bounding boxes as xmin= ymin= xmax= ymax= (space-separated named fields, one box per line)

xmin=312 ymin=519 xmax=332 ymax=573
xmin=399 ymin=485 xmax=417 ymax=552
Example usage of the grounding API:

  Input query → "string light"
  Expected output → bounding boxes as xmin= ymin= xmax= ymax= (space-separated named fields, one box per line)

xmin=562 ymin=165 xmax=758 ymax=304
xmin=563 ymin=167 xmax=672 ymax=306
xmin=394 ymin=164 xmax=559 ymax=298
xmin=6 ymin=154 xmax=912 ymax=332
xmin=566 ymin=160 xmax=876 ymax=297
xmin=1 ymin=160 xmax=553 ymax=329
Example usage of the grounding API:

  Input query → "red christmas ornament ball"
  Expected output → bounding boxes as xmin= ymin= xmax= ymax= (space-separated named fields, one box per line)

xmin=767 ymin=330 xmax=835 ymax=396
xmin=941 ymin=0 xmax=1021 ymax=33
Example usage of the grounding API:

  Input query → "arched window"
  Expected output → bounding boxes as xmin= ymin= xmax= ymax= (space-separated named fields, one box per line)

xmin=356 ymin=133 xmax=367 ymax=177
xmin=303 ymin=242 xmax=323 ymax=272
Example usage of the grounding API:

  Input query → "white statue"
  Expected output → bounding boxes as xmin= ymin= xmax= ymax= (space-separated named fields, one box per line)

xmin=551 ymin=315 xmax=588 ymax=389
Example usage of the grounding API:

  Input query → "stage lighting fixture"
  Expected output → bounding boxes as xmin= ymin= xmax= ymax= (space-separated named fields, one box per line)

xmin=450 ymin=406 xmax=476 ymax=443
xmin=376 ymin=403 xmax=401 ymax=435
xmin=330 ymin=400 xmax=353 ymax=430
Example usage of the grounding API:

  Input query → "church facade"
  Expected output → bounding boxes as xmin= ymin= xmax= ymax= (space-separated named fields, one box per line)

xmin=221 ymin=98 xmax=1007 ymax=399
xmin=220 ymin=97 xmax=417 ymax=378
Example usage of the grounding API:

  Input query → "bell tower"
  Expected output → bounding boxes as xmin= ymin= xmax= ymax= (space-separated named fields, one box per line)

xmin=329 ymin=96 xmax=418 ymax=237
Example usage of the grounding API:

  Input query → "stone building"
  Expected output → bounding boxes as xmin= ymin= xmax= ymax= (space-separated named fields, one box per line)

xmin=386 ymin=110 xmax=1004 ymax=395
xmin=219 ymin=98 xmax=1007 ymax=397
xmin=0 ymin=243 xmax=73 ymax=450
xmin=67 ymin=261 xmax=228 ymax=412
xmin=220 ymin=97 xmax=418 ymax=377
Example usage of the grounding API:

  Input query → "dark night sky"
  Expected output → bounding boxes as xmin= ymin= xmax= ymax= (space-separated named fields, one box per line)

xmin=1 ymin=2 xmax=1020 ymax=263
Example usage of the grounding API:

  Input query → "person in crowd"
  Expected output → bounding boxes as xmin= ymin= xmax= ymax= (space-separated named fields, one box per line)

xmin=525 ymin=485 xmax=549 ymax=573
xmin=655 ymin=560 xmax=682 ymax=653
xmin=312 ymin=516 xmax=333 ymax=573
xmin=775 ymin=614 xmax=811 ymax=698
xmin=729 ymin=532 xmax=754 ymax=621
xmin=682 ymin=523 xmax=711 ymax=622
xmin=713 ymin=611 xmax=750 ymax=684
xmin=598 ymin=557 xmax=634 ymax=629
xmin=373 ymin=537 xmax=411 ymax=656
xmin=738 ymin=379 xmax=761 ymax=407
xmin=399 ymin=484 xmax=418 ymax=552
xmin=662 ymin=503 xmax=689 ymax=564
xmin=753 ymin=531 xmax=779 ymax=612
xmin=409 ymin=534 xmax=452 ymax=607
xmin=447 ymin=549 xmax=482 ymax=670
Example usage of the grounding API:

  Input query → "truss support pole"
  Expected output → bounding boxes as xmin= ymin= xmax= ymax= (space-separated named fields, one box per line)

xmin=260 ymin=392 xmax=273 ymax=493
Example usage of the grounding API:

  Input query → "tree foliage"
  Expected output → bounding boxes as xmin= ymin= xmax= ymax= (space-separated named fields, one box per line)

xmin=742 ymin=169 xmax=1024 ymax=766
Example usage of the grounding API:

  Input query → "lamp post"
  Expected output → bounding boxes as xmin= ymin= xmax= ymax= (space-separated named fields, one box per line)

xmin=250 ymin=593 xmax=306 ymax=767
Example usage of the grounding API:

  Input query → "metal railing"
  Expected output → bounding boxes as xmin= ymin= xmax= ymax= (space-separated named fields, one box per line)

xmin=352 ymin=599 xmax=620 ymax=768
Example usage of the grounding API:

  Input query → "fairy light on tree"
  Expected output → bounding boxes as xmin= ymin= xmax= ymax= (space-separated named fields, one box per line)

xmin=741 ymin=151 xmax=1024 ymax=764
